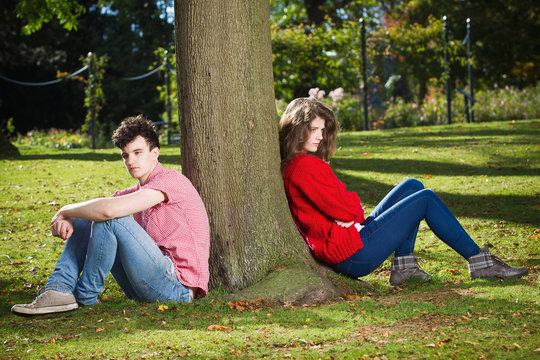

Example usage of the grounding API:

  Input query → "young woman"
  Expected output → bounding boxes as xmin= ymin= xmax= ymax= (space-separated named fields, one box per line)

xmin=279 ymin=97 xmax=528 ymax=285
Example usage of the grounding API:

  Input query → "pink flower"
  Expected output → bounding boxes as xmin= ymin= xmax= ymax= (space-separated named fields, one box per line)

xmin=412 ymin=103 xmax=418 ymax=109
xmin=308 ymin=87 xmax=325 ymax=100
xmin=329 ymin=87 xmax=344 ymax=102
xmin=505 ymin=85 xmax=509 ymax=90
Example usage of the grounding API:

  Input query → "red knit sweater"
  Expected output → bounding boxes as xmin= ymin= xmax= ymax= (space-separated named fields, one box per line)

xmin=283 ymin=155 xmax=365 ymax=264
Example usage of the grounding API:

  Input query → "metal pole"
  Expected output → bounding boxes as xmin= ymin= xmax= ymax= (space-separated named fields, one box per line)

xmin=443 ymin=16 xmax=451 ymax=125
xmin=360 ymin=17 xmax=369 ymax=130
xmin=88 ymin=52 xmax=96 ymax=149
xmin=164 ymin=51 xmax=172 ymax=144
xmin=467 ymin=18 xmax=474 ymax=123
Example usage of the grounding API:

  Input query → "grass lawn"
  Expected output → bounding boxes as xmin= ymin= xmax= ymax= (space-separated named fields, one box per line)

xmin=1 ymin=120 xmax=539 ymax=359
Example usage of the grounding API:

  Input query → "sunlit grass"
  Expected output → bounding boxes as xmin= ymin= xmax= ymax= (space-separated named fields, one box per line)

xmin=1 ymin=120 xmax=538 ymax=359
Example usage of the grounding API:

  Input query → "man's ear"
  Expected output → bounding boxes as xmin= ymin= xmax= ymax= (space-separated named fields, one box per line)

xmin=152 ymin=146 xmax=160 ymax=159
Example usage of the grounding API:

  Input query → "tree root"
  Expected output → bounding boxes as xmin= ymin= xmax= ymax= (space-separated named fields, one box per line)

xmin=226 ymin=260 xmax=374 ymax=306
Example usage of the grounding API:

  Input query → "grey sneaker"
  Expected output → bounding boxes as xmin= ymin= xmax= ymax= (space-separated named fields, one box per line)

xmin=468 ymin=247 xmax=528 ymax=280
xmin=389 ymin=255 xmax=432 ymax=286
xmin=11 ymin=290 xmax=78 ymax=316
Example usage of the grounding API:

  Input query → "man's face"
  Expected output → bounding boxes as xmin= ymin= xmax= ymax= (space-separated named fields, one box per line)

xmin=120 ymin=135 xmax=159 ymax=184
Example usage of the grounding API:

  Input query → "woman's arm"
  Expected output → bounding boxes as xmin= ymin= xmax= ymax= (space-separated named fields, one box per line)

xmin=291 ymin=157 xmax=364 ymax=222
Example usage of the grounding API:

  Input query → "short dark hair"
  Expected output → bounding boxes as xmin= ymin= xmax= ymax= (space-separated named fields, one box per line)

xmin=112 ymin=114 xmax=160 ymax=150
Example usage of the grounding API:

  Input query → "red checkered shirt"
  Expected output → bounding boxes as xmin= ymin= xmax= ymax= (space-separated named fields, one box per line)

xmin=114 ymin=162 xmax=210 ymax=297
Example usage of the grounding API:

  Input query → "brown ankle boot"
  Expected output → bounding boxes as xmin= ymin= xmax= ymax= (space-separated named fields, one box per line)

xmin=468 ymin=247 xmax=528 ymax=280
xmin=389 ymin=255 xmax=432 ymax=286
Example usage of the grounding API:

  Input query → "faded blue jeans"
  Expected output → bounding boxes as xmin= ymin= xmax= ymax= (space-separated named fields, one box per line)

xmin=333 ymin=178 xmax=481 ymax=277
xmin=46 ymin=216 xmax=192 ymax=305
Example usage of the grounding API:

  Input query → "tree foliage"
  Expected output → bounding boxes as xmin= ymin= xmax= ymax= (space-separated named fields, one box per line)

xmin=2 ymin=0 xmax=537 ymax=134
xmin=1 ymin=0 xmax=173 ymax=134
xmin=16 ymin=0 xmax=86 ymax=35
xmin=270 ymin=0 xmax=538 ymax=105
xmin=270 ymin=0 xmax=378 ymax=100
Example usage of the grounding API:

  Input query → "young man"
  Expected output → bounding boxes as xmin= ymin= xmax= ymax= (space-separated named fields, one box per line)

xmin=12 ymin=115 xmax=210 ymax=315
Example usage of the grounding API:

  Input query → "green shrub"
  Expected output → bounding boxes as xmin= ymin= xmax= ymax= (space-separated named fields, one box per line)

xmin=378 ymin=83 xmax=540 ymax=128
xmin=455 ymin=84 xmax=540 ymax=123
xmin=15 ymin=128 xmax=89 ymax=149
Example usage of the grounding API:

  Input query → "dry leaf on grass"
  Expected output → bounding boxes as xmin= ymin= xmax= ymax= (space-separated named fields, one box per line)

xmin=207 ymin=325 xmax=232 ymax=331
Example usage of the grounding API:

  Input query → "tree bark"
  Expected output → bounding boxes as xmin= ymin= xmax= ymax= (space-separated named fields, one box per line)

xmin=0 ymin=134 xmax=19 ymax=155
xmin=174 ymin=0 xmax=311 ymax=292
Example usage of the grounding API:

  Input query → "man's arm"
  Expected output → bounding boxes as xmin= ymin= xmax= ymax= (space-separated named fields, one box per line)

xmin=51 ymin=189 xmax=165 ymax=239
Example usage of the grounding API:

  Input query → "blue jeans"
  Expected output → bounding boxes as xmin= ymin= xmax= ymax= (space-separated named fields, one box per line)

xmin=46 ymin=216 xmax=192 ymax=305
xmin=333 ymin=178 xmax=480 ymax=277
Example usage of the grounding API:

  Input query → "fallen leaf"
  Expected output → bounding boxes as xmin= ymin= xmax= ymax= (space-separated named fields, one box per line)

xmin=207 ymin=325 xmax=232 ymax=331
xmin=157 ymin=305 xmax=168 ymax=311
xmin=96 ymin=328 xmax=106 ymax=332
xmin=425 ymin=174 xmax=433 ymax=179
xmin=513 ymin=343 xmax=521 ymax=349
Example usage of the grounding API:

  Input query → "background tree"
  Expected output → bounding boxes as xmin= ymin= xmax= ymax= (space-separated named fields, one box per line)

xmin=0 ymin=0 xmax=86 ymax=132
xmin=1 ymin=0 xmax=173 ymax=134
xmin=386 ymin=0 xmax=539 ymax=89
xmin=15 ymin=0 xmax=85 ymax=35
xmin=373 ymin=0 xmax=539 ymax=103
xmin=270 ymin=0 xmax=379 ymax=99
xmin=175 ymin=0 xmax=348 ymax=301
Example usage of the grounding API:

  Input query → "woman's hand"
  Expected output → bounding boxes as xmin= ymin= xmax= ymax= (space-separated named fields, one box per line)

xmin=334 ymin=219 xmax=354 ymax=228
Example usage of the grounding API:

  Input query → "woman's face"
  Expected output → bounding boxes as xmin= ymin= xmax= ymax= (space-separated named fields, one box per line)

xmin=302 ymin=117 xmax=325 ymax=153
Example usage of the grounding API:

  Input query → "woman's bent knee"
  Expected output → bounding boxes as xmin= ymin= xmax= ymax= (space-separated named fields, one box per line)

xmin=403 ymin=178 xmax=424 ymax=191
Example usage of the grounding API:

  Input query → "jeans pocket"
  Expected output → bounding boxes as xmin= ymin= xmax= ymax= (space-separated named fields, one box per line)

xmin=163 ymin=256 xmax=176 ymax=278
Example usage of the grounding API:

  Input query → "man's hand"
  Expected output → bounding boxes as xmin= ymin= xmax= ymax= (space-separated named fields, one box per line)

xmin=334 ymin=219 xmax=354 ymax=228
xmin=51 ymin=211 xmax=74 ymax=240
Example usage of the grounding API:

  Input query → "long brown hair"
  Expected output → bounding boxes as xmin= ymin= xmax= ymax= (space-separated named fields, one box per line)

xmin=278 ymin=97 xmax=339 ymax=171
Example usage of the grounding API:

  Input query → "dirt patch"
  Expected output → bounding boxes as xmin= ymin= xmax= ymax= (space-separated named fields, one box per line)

xmin=375 ymin=287 xmax=478 ymax=306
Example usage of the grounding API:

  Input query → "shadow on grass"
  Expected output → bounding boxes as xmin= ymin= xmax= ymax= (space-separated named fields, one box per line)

xmin=1 ymin=152 xmax=182 ymax=165
xmin=336 ymin=173 xmax=539 ymax=226
xmin=340 ymin=123 xmax=540 ymax=148
xmin=334 ymin=158 xmax=538 ymax=177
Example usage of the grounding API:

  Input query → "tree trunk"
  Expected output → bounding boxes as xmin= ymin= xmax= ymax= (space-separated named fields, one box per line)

xmin=174 ymin=0 xmax=312 ymax=292
xmin=0 ymin=134 xmax=19 ymax=155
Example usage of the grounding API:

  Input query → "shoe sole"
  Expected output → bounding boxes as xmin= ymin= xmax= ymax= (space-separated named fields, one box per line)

xmin=11 ymin=303 xmax=78 ymax=316
xmin=390 ymin=276 xmax=432 ymax=286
